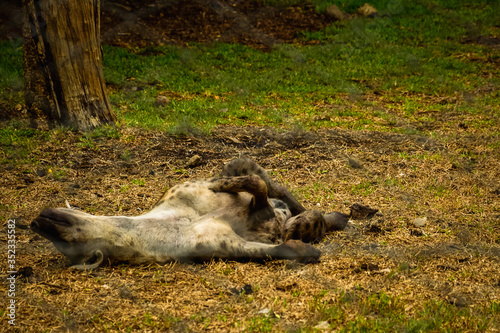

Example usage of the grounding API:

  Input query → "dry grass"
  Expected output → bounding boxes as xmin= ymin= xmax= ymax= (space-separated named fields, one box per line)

xmin=1 ymin=124 xmax=499 ymax=331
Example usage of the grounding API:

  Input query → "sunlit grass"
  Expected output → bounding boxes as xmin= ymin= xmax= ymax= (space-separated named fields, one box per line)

xmin=98 ymin=0 xmax=498 ymax=134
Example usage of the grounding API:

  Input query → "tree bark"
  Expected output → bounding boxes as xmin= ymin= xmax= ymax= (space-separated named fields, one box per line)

xmin=22 ymin=0 xmax=116 ymax=131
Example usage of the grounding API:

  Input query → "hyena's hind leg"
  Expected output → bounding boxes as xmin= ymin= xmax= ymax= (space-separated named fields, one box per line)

xmin=192 ymin=222 xmax=321 ymax=263
xmin=222 ymin=158 xmax=306 ymax=215
xmin=208 ymin=175 xmax=275 ymax=222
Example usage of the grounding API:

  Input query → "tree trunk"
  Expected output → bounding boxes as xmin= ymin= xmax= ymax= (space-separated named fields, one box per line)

xmin=22 ymin=0 xmax=116 ymax=131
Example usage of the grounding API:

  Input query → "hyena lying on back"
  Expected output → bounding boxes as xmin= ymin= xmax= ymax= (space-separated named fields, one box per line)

xmin=31 ymin=158 xmax=347 ymax=269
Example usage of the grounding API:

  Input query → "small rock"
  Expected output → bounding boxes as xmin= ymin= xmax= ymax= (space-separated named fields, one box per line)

xmin=257 ymin=308 xmax=271 ymax=315
xmin=412 ymin=217 xmax=427 ymax=227
xmin=186 ymin=155 xmax=202 ymax=168
xmin=314 ymin=321 xmax=330 ymax=330
xmin=350 ymin=204 xmax=378 ymax=220
xmin=154 ymin=95 xmax=171 ymax=107
xmin=36 ymin=168 xmax=47 ymax=177
xmin=361 ymin=263 xmax=379 ymax=271
xmin=326 ymin=4 xmax=345 ymax=20
xmin=357 ymin=3 xmax=378 ymax=17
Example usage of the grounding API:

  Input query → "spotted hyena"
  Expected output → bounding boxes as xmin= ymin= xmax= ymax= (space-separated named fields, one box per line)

xmin=31 ymin=158 xmax=346 ymax=269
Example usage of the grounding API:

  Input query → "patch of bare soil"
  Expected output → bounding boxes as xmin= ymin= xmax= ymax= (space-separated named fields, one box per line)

xmin=2 ymin=0 xmax=333 ymax=49
xmin=1 ymin=126 xmax=499 ymax=331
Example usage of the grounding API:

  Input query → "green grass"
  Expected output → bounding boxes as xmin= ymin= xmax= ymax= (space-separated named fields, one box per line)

xmin=1 ymin=0 xmax=498 ymax=134
xmin=0 ymin=124 xmax=49 ymax=163
xmin=98 ymin=0 xmax=498 ymax=133
xmin=102 ymin=39 xmax=497 ymax=133
xmin=0 ymin=38 xmax=24 ymax=105
xmin=306 ymin=290 xmax=499 ymax=332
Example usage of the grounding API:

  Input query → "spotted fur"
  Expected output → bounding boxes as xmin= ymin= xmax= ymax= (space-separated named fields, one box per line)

xmin=31 ymin=158 xmax=328 ymax=269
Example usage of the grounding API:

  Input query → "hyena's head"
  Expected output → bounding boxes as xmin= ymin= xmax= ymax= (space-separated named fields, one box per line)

xmin=31 ymin=208 xmax=123 ymax=269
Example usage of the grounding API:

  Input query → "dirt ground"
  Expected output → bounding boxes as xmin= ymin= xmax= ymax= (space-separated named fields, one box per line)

xmin=1 ymin=0 xmax=499 ymax=331
xmin=1 ymin=124 xmax=499 ymax=331
xmin=1 ymin=0 xmax=334 ymax=50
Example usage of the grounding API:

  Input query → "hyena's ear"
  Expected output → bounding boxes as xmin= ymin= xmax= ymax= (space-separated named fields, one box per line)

xmin=222 ymin=158 xmax=306 ymax=216
xmin=69 ymin=250 xmax=104 ymax=270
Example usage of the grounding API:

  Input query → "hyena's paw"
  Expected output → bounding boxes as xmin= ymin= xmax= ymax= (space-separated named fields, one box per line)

xmin=324 ymin=211 xmax=349 ymax=231
xmin=283 ymin=210 xmax=326 ymax=243
xmin=277 ymin=239 xmax=321 ymax=264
